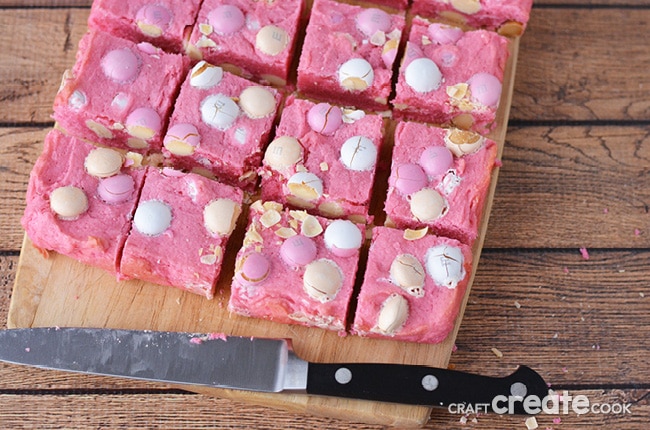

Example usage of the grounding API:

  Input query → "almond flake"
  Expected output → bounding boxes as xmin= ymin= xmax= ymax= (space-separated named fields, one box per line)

xmin=301 ymin=215 xmax=323 ymax=237
xmin=199 ymin=23 xmax=213 ymax=35
xmin=263 ymin=201 xmax=284 ymax=212
xmin=275 ymin=227 xmax=297 ymax=239
xmin=320 ymin=162 xmax=329 ymax=171
xmin=491 ymin=347 xmax=504 ymax=358
xmin=250 ymin=200 xmax=264 ymax=212
xmin=260 ymin=209 xmax=281 ymax=228
xmin=404 ymin=227 xmax=428 ymax=241
xmin=289 ymin=210 xmax=308 ymax=221
xmin=370 ymin=30 xmax=386 ymax=46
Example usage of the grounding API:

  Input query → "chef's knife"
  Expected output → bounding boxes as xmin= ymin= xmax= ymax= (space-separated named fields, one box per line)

xmin=0 ymin=328 xmax=548 ymax=413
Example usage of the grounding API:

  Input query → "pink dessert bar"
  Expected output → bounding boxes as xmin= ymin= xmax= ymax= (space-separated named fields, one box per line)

xmin=352 ymin=226 xmax=472 ymax=344
xmin=392 ymin=17 xmax=509 ymax=134
xmin=361 ymin=0 xmax=409 ymax=10
xmin=259 ymin=96 xmax=384 ymax=222
xmin=88 ymin=0 xmax=203 ymax=53
xmin=22 ymin=129 xmax=146 ymax=275
xmin=53 ymin=30 xmax=188 ymax=153
xmin=120 ymin=168 xmax=244 ymax=299
xmin=384 ymin=121 xmax=498 ymax=246
xmin=229 ymin=201 xmax=365 ymax=333
xmin=187 ymin=0 xmax=305 ymax=86
xmin=411 ymin=0 xmax=534 ymax=36
xmin=297 ymin=0 xmax=406 ymax=112
xmin=162 ymin=61 xmax=282 ymax=191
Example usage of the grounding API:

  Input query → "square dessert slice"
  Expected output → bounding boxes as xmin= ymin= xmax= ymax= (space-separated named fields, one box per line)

xmin=361 ymin=0 xmax=409 ymax=10
xmin=187 ymin=0 xmax=305 ymax=87
xmin=21 ymin=129 xmax=147 ymax=275
xmin=88 ymin=0 xmax=203 ymax=53
xmin=411 ymin=0 xmax=534 ymax=37
xmin=53 ymin=30 xmax=188 ymax=153
xmin=352 ymin=226 xmax=472 ymax=344
xmin=384 ymin=121 xmax=498 ymax=246
xmin=229 ymin=201 xmax=365 ymax=333
xmin=297 ymin=0 xmax=405 ymax=112
xmin=119 ymin=168 xmax=243 ymax=299
xmin=259 ymin=96 xmax=384 ymax=222
xmin=162 ymin=61 xmax=282 ymax=191
xmin=392 ymin=17 xmax=509 ymax=134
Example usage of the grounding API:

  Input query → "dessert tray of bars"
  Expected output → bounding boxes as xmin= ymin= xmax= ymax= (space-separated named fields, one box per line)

xmin=10 ymin=0 xmax=530 ymax=426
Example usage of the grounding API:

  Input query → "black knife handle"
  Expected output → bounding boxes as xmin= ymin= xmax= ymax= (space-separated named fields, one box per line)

xmin=306 ymin=363 xmax=548 ymax=414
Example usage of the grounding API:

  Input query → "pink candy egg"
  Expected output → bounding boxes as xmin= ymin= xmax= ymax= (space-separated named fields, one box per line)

xmin=420 ymin=146 xmax=454 ymax=177
xmin=164 ymin=123 xmax=201 ymax=152
xmin=467 ymin=73 xmax=502 ymax=107
xmin=427 ymin=23 xmax=463 ymax=45
xmin=307 ymin=103 xmax=343 ymax=136
xmin=356 ymin=8 xmax=392 ymax=37
xmin=136 ymin=4 xmax=172 ymax=33
xmin=97 ymin=174 xmax=135 ymax=204
xmin=101 ymin=48 xmax=140 ymax=83
xmin=236 ymin=252 xmax=271 ymax=285
xmin=280 ymin=235 xmax=318 ymax=267
xmin=126 ymin=107 xmax=162 ymax=138
xmin=208 ymin=5 xmax=245 ymax=35
xmin=391 ymin=163 xmax=428 ymax=195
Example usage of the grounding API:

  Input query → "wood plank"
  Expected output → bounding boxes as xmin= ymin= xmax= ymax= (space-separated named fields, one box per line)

xmin=0 ymin=389 xmax=646 ymax=429
xmin=2 ymin=9 xmax=650 ymax=123
xmin=3 ymin=248 xmax=650 ymax=387
xmin=3 ymin=125 xmax=650 ymax=252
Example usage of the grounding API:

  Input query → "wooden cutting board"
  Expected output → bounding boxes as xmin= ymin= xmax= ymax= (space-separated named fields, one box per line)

xmin=8 ymin=37 xmax=519 ymax=429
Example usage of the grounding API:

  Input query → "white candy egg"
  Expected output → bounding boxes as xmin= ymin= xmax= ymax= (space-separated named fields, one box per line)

xmin=133 ymin=200 xmax=172 ymax=236
xmin=405 ymin=58 xmax=442 ymax=93
xmin=425 ymin=245 xmax=466 ymax=289
xmin=200 ymin=94 xmax=240 ymax=130
xmin=340 ymin=135 xmax=377 ymax=171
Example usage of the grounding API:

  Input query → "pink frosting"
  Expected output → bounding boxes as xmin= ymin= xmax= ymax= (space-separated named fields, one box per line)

xmin=208 ymin=5 xmax=245 ymax=35
xmin=101 ymin=48 xmax=140 ymax=83
xmin=420 ymin=146 xmax=454 ymax=177
xmin=467 ymin=72 xmax=502 ymax=107
xmin=280 ymin=235 xmax=318 ymax=267
xmin=97 ymin=174 xmax=136 ymax=204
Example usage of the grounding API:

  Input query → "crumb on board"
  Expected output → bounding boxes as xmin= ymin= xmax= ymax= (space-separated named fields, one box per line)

xmin=553 ymin=417 xmax=562 ymax=424
xmin=525 ymin=416 xmax=539 ymax=429
xmin=491 ymin=347 xmax=503 ymax=358
xmin=514 ymin=301 xmax=521 ymax=308
xmin=579 ymin=247 xmax=590 ymax=260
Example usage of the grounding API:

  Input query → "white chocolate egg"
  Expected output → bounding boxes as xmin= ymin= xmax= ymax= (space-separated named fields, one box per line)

xmin=190 ymin=61 xmax=223 ymax=88
xmin=84 ymin=148 xmax=124 ymax=178
xmin=256 ymin=25 xmax=289 ymax=56
xmin=324 ymin=220 xmax=363 ymax=257
xmin=303 ymin=259 xmax=343 ymax=302
xmin=133 ymin=200 xmax=172 ymax=236
xmin=50 ymin=186 xmax=88 ymax=219
xmin=239 ymin=86 xmax=276 ymax=119
xmin=264 ymin=136 xmax=303 ymax=171
xmin=409 ymin=188 xmax=447 ymax=221
xmin=376 ymin=294 xmax=409 ymax=335
xmin=340 ymin=135 xmax=377 ymax=171
xmin=200 ymin=94 xmax=240 ymax=130
xmin=405 ymin=57 xmax=442 ymax=93
xmin=203 ymin=199 xmax=241 ymax=236
xmin=390 ymin=254 xmax=426 ymax=298
xmin=425 ymin=245 xmax=466 ymax=289
xmin=287 ymin=172 xmax=323 ymax=201
xmin=338 ymin=58 xmax=374 ymax=91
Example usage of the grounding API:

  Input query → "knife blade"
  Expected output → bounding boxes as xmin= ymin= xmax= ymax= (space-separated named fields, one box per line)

xmin=0 ymin=328 xmax=548 ymax=413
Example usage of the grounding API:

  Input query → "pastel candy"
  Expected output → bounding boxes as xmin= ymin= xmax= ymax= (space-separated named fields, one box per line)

xmin=133 ymin=200 xmax=172 ymax=236
xmin=381 ymin=39 xmax=399 ymax=68
xmin=101 ymin=48 xmax=140 ymax=83
xmin=376 ymin=293 xmax=409 ymax=334
xmin=200 ymin=94 xmax=240 ymax=130
xmin=445 ymin=129 xmax=485 ymax=156
xmin=307 ymin=103 xmax=343 ymax=136
xmin=280 ymin=235 xmax=317 ymax=267
xmin=405 ymin=58 xmax=442 ymax=93
xmin=390 ymin=254 xmax=426 ymax=298
xmin=426 ymin=245 xmax=466 ymax=289
xmin=338 ymin=58 xmax=374 ymax=91
xmin=451 ymin=0 xmax=482 ymax=14
xmin=324 ymin=220 xmax=362 ymax=258
xmin=303 ymin=259 xmax=343 ymax=302
xmin=126 ymin=107 xmax=161 ymax=140
xmin=136 ymin=4 xmax=172 ymax=37
xmin=287 ymin=172 xmax=323 ymax=201
xmin=340 ymin=136 xmax=377 ymax=171
xmin=420 ymin=146 xmax=454 ymax=177
xmin=208 ymin=5 xmax=245 ymax=35
xmin=264 ymin=136 xmax=303 ymax=171
xmin=392 ymin=163 xmax=427 ymax=195
xmin=236 ymin=252 xmax=271 ymax=285
xmin=239 ymin=86 xmax=276 ymax=119
xmin=84 ymin=148 xmax=123 ymax=178
xmin=190 ymin=61 xmax=223 ymax=88
xmin=164 ymin=123 xmax=201 ymax=156
xmin=256 ymin=25 xmax=289 ymax=56
xmin=356 ymin=8 xmax=392 ymax=37
xmin=410 ymin=188 xmax=447 ymax=221
xmin=467 ymin=73 xmax=502 ymax=107
xmin=97 ymin=174 xmax=135 ymax=204
xmin=428 ymin=23 xmax=463 ymax=45
xmin=50 ymin=186 xmax=88 ymax=219
xmin=203 ymin=198 xmax=241 ymax=236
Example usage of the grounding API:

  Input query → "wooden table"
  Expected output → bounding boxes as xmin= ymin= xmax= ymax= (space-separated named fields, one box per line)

xmin=1 ymin=1 xmax=649 ymax=428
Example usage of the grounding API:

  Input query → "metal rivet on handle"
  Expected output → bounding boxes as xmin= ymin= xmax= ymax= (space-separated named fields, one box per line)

xmin=421 ymin=374 xmax=439 ymax=391
xmin=334 ymin=367 xmax=352 ymax=385
xmin=510 ymin=382 xmax=528 ymax=399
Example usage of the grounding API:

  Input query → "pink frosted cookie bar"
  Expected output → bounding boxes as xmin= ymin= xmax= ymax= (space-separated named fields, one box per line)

xmin=384 ymin=121 xmax=498 ymax=246
xmin=53 ymin=30 xmax=188 ymax=153
xmin=229 ymin=201 xmax=365 ymax=332
xmin=120 ymin=168 xmax=243 ymax=299
xmin=187 ymin=0 xmax=304 ymax=86
xmin=162 ymin=62 xmax=282 ymax=191
xmin=21 ymin=129 xmax=146 ymax=275
xmin=297 ymin=0 xmax=405 ymax=112
xmin=411 ymin=0 xmax=533 ymax=36
xmin=259 ymin=96 xmax=384 ymax=221
xmin=392 ymin=18 xmax=509 ymax=134
xmin=361 ymin=0 xmax=409 ymax=10
xmin=88 ymin=0 xmax=203 ymax=53
xmin=352 ymin=226 xmax=472 ymax=344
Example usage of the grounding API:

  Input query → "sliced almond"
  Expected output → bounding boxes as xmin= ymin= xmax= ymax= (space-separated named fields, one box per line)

xmin=275 ymin=227 xmax=297 ymax=239
xmin=403 ymin=227 xmax=428 ymax=241
xmin=301 ymin=215 xmax=323 ymax=237
xmin=260 ymin=209 xmax=281 ymax=228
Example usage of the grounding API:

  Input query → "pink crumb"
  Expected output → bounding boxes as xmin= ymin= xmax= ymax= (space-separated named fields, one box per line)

xmin=553 ymin=417 xmax=562 ymax=424
xmin=494 ymin=159 xmax=503 ymax=167
xmin=634 ymin=229 xmax=641 ymax=236
xmin=25 ymin=347 xmax=31 ymax=352
xmin=452 ymin=344 xmax=458 ymax=352
xmin=579 ymin=247 xmax=590 ymax=260
xmin=561 ymin=367 xmax=568 ymax=373
xmin=208 ymin=332 xmax=227 ymax=341
xmin=563 ymin=266 xmax=570 ymax=274
xmin=603 ymin=208 xmax=608 ymax=214
xmin=190 ymin=337 xmax=203 ymax=345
